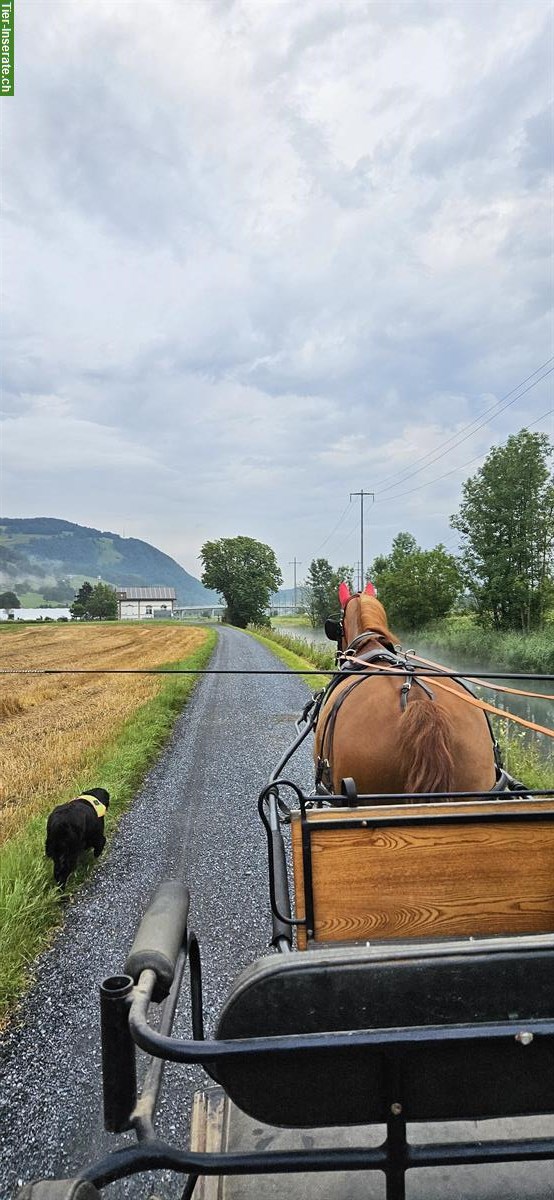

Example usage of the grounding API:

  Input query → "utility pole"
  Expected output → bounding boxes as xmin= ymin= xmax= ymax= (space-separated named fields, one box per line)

xmin=289 ymin=557 xmax=302 ymax=610
xmin=349 ymin=490 xmax=374 ymax=590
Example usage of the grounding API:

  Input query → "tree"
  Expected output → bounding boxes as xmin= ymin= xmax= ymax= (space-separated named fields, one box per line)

xmin=70 ymin=581 xmax=94 ymax=620
xmin=371 ymin=533 xmax=462 ymax=629
xmin=70 ymin=581 xmax=117 ymax=620
xmin=304 ymin=560 xmax=355 ymax=627
xmin=451 ymin=429 xmax=554 ymax=631
xmin=200 ymin=536 xmax=282 ymax=628
xmin=304 ymin=559 xmax=334 ymax=627
xmin=0 ymin=590 xmax=20 ymax=609
xmin=88 ymin=582 xmax=117 ymax=620
xmin=42 ymin=579 xmax=75 ymax=604
xmin=336 ymin=564 xmax=356 ymax=593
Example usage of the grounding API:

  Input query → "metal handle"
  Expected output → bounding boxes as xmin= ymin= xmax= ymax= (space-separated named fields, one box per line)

xmin=125 ymin=879 xmax=190 ymax=1002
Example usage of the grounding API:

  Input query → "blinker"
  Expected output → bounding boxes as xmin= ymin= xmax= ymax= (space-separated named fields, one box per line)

xmin=324 ymin=618 xmax=342 ymax=642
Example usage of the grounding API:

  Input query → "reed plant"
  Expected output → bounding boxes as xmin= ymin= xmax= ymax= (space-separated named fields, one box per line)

xmin=249 ymin=627 xmax=334 ymax=690
xmin=407 ymin=616 xmax=554 ymax=673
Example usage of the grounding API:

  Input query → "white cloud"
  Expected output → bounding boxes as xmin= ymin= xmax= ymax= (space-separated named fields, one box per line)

xmin=1 ymin=0 xmax=552 ymax=583
xmin=2 ymin=396 xmax=166 ymax=472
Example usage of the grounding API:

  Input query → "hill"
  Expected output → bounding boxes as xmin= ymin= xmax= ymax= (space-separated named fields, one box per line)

xmin=0 ymin=518 xmax=216 ymax=606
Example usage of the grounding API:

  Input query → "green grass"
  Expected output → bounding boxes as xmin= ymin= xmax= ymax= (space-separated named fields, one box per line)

xmin=249 ymin=627 xmax=334 ymax=690
xmin=15 ymin=592 xmax=46 ymax=607
xmin=270 ymin=615 xmax=311 ymax=627
xmin=494 ymin=727 xmax=554 ymax=790
xmin=0 ymin=630 xmax=216 ymax=1026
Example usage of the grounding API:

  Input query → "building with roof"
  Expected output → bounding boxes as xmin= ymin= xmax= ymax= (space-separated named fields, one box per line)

xmin=116 ymin=587 xmax=176 ymax=620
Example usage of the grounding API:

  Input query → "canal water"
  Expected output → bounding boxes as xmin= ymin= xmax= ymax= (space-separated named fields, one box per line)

xmin=272 ymin=624 xmax=554 ymax=768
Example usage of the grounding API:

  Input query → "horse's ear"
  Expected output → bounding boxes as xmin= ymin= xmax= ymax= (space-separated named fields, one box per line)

xmin=364 ymin=580 xmax=376 ymax=596
xmin=338 ymin=582 xmax=351 ymax=608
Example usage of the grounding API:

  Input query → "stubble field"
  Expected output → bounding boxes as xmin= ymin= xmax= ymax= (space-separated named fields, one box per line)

xmin=0 ymin=622 xmax=209 ymax=844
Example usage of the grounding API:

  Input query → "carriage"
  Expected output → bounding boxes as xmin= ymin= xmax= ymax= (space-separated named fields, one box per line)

xmin=18 ymin=591 xmax=554 ymax=1199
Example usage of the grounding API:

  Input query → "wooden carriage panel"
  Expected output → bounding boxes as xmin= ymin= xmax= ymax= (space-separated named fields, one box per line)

xmin=291 ymin=800 xmax=554 ymax=949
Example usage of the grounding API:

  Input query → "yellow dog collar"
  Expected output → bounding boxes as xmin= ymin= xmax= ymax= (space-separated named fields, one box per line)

xmin=78 ymin=793 xmax=107 ymax=818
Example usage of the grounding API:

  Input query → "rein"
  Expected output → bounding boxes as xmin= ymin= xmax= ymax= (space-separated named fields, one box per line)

xmin=408 ymin=651 xmax=554 ymax=704
xmin=357 ymin=657 xmax=554 ymax=740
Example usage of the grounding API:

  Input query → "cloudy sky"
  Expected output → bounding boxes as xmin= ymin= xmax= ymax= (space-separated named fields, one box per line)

xmin=1 ymin=0 xmax=553 ymax=589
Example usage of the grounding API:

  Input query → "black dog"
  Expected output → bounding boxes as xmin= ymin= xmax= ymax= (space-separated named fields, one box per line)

xmin=45 ymin=788 xmax=110 ymax=889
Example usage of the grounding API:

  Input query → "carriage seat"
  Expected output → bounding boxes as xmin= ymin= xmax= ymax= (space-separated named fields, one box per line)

xmin=214 ymin=934 xmax=554 ymax=1129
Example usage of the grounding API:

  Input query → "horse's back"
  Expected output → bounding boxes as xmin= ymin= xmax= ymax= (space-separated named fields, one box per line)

xmin=315 ymin=671 xmax=496 ymax=796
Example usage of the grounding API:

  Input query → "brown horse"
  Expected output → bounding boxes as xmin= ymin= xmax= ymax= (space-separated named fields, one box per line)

xmin=314 ymin=582 xmax=497 ymax=797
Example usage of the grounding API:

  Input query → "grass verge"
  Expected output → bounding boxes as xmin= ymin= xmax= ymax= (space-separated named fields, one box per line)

xmin=248 ymin=627 xmax=333 ymax=691
xmin=0 ymin=630 xmax=216 ymax=1027
xmin=490 ymin=723 xmax=554 ymax=790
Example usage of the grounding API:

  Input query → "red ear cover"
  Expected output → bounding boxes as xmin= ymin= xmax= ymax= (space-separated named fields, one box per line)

xmin=338 ymin=582 xmax=351 ymax=608
xmin=364 ymin=581 xmax=376 ymax=596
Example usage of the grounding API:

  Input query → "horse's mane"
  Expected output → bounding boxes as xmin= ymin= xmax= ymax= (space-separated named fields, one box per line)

xmin=358 ymin=594 xmax=396 ymax=644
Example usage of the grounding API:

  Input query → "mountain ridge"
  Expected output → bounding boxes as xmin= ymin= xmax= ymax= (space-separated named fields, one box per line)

xmin=0 ymin=517 xmax=216 ymax=606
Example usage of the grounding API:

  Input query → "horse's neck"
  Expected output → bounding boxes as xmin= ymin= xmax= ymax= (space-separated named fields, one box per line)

xmin=344 ymin=602 xmax=380 ymax=650
xmin=344 ymin=597 xmax=394 ymax=650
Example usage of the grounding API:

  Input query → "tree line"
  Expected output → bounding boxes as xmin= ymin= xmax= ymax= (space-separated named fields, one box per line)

xmin=0 ymin=580 xmax=118 ymax=619
xmin=306 ymin=430 xmax=553 ymax=632
xmin=3 ymin=428 xmax=550 ymax=634
xmin=70 ymin=581 xmax=118 ymax=620
xmin=200 ymin=429 xmax=553 ymax=633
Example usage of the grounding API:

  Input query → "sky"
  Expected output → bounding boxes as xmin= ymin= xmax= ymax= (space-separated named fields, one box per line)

xmin=1 ymin=0 xmax=553 ymax=591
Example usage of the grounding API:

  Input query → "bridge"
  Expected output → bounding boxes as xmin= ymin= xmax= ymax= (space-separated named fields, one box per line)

xmin=174 ymin=604 xmax=226 ymax=619
xmin=174 ymin=603 xmax=306 ymax=619
xmin=269 ymin=603 xmax=306 ymax=615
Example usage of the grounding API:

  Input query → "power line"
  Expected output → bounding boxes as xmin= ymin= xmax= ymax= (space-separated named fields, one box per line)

xmin=339 ymin=515 xmax=364 ymax=545
xmin=374 ymin=358 xmax=554 ymax=496
xmin=314 ymin=500 xmax=352 ymax=552
xmin=313 ymin=363 xmax=553 ymax=565
xmin=320 ymin=514 xmax=360 ymax=555
xmin=374 ymin=406 xmax=553 ymax=504
xmin=318 ymin=515 xmax=362 ymax=567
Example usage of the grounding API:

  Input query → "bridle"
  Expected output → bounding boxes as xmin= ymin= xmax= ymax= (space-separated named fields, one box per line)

xmin=327 ymin=591 xmax=395 ymax=662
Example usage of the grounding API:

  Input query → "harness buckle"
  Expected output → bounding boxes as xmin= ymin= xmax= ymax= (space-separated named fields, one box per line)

xmin=400 ymin=677 xmax=412 ymax=711
xmin=315 ymin=756 xmax=332 ymax=793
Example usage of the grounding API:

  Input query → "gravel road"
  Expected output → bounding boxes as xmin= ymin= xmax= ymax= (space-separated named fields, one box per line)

xmin=0 ymin=625 xmax=314 ymax=1199
xmin=3 ymin=625 xmax=553 ymax=1200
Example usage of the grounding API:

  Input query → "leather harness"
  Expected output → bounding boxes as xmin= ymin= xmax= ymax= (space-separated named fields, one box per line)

xmin=314 ymin=631 xmax=505 ymax=795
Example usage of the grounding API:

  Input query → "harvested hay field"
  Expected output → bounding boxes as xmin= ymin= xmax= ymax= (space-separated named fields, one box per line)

xmin=0 ymin=623 xmax=209 ymax=845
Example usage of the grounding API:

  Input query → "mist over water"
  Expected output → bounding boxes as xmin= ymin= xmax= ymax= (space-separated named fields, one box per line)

xmin=408 ymin=636 xmax=554 ymax=745
xmin=273 ymin=624 xmax=554 ymax=765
